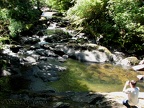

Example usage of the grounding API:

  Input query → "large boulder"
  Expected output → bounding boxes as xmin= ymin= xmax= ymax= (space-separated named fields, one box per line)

xmin=139 ymin=59 xmax=144 ymax=65
xmin=53 ymin=43 xmax=113 ymax=63
xmin=119 ymin=56 xmax=139 ymax=67
xmin=132 ymin=64 xmax=144 ymax=71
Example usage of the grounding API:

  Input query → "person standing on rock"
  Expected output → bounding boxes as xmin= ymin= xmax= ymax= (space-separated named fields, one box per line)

xmin=122 ymin=80 xmax=140 ymax=108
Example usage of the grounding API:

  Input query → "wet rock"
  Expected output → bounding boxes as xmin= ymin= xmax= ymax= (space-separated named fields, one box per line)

xmin=41 ymin=11 xmax=57 ymax=19
xmin=37 ymin=31 xmax=44 ymax=36
xmin=45 ymin=76 xmax=60 ymax=82
xmin=1 ymin=70 xmax=11 ymax=76
xmin=36 ymin=49 xmax=47 ymax=56
xmin=57 ymin=56 xmax=67 ymax=62
xmin=72 ymin=92 xmax=105 ymax=104
xmin=10 ymin=45 xmax=22 ymax=53
xmin=53 ymin=43 xmax=113 ymax=63
xmin=10 ymin=94 xmax=30 ymax=101
xmin=53 ymin=102 xmax=70 ymax=108
xmin=45 ymin=50 xmax=57 ymax=57
xmin=30 ymin=65 xmax=42 ymax=76
xmin=53 ymin=50 xmax=65 ymax=56
xmin=39 ymin=56 xmax=48 ymax=61
xmin=23 ymin=56 xmax=37 ymax=65
xmin=139 ymin=59 xmax=144 ymax=65
xmin=21 ymin=36 xmax=40 ymax=44
xmin=132 ymin=64 xmax=144 ymax=71
xmin=120 ymin=56 xmax=139 ymax=67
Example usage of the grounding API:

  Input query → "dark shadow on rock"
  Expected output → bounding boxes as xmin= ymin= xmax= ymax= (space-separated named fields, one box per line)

xmin=10 ymin=46 xmax=22 ymax=53
xmin=9 ymin=76 xmax=31 ymax=91
xmin=129 ymin=106 xmax=138 ymax=108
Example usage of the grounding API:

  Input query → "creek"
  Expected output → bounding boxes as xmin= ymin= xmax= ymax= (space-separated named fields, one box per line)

xmin=0 ymin=9 xmax=144 ymax=108
xmin=1 ymin=9 xmax=144 ymax=94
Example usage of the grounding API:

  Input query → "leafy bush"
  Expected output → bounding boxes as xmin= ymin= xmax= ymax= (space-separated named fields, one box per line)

xmin=0 ymin=14 xmax=10 ymax=48
xmin=0 ymin=0 xmax=41 ymax=37
xmin=107 ymin=0 xmax=144 ymax=52
xmin=66 ymin=0 xmax=109 ymax=36
xmin=47 ymin=0 xmax=74 ymax=12
xmin=66 ymin=0 xmax=144 ymax=54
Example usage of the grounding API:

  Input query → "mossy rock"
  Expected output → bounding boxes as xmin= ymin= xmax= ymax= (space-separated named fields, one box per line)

xmin=126 ymin=57 xmax=139 ymax=65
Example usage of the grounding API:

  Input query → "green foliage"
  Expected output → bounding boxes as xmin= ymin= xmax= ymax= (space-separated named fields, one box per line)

xmin=107 ymin=0 xmax=144 ymax=51
xmin=0 ymin=77 xmax=10 ymax=92
xmin=67 ymin=0 xmax=105 ymax=24
xmin=66 ymin=0 xmax=144 ymax=53
xmin=47 ymin=0 xmax=74 ymax=12
xmin=0 ymin=18 xmax=10 ymax=49
xmin=66 ymin=0 xmax=109 ymax=37
xmin=8 ymin=20 xmax=23 ymax=37
xmin=0 ymin=0 xmax=41 ymax=37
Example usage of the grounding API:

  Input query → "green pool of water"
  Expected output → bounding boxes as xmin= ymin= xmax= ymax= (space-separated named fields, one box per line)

xmin=48 ymin=59 xmax=144 ymax=92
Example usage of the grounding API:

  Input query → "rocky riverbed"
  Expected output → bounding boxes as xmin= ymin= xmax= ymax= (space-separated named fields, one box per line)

xmin=0 ymin=7 xmax=144 ymax=108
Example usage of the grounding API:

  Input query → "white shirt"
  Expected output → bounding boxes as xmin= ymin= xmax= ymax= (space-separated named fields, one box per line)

xmin=124 ymin=87 xmax=139 ymax=105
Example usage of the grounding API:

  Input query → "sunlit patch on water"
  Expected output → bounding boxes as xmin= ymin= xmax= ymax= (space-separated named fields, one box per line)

xmin=48 ymin=59 xmax=144 ymax=92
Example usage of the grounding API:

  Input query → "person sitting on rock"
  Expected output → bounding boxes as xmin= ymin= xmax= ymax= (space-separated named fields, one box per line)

xmin=122 ymin=80 xmax=140 ymax=108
